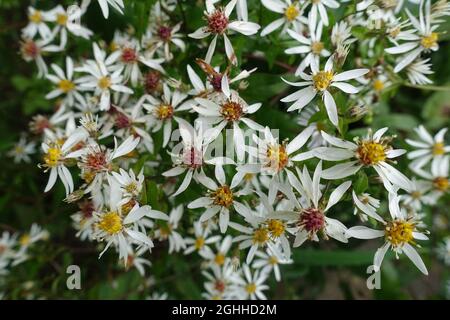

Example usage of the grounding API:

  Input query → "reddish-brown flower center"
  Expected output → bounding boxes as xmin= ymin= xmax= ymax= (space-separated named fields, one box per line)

xmin=121 ymin=47 xmax=138 ymax=63
xmin=144 ymin=71 xmax=161 ymax=93
xmin=157 ymin=25 xmax=172 ymax=42
xmin=210 ymin=74 xmax=223 ymax=91
xmin=182 ymin=146 xmax=203 ymax=168
xmin=21 ymin=40 xmax=39 ymax=59
xmin=299 ymin=208 xmax=325 ymax=234
xmin=220 ymin=101 xmax=243 ymax=122
xmin=207 ymin=10 xmax=229 ymax=34
xmin=115 ymin=112 xmax=131 ymax=129
xmin=85 ymin=151 xmax=109 ymax=172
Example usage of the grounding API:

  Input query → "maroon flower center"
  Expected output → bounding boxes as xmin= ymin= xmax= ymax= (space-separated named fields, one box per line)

xmin=85 ymin=151 xmax=109 ymax=172
xmin=79 ymin=200 xmax=94 ymax=218
xmin=299 ymin=208 xmax=325 ymax=234
xmin=207 ymin=10 xmax=229 ymax=34
xmin=157 ymin=26 xmax=172 ymax=42
xmin=121 ymin=47 xmax=138 ymax=63
xmin=210 ymin=74 xmax=223 ymax=91
xmin=21 ymin=40 xmax=39 ymax=59
xmin=214 ymin=280 xmax=226 ymax=293
xmin=144 ymin=71 xmax=161 ymax=93
xmin=30 ymin=115 xmax=50 ymax=135
xmin=115 ymin=112 xmax=131 ymax=129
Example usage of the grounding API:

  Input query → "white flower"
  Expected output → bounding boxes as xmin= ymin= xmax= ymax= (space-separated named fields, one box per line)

xmin=14 ymin=224 xmax=49 ymax=265
xmin=200 ymin=235 xmax=234 ymax=267
xmin=202 ymin=261 xmax=236 ymax=300
xmin=40 ymin=128 xmax=88 ymax=195
xmin=71 ymin=199 xmax=98 ymax=241
xmin=411 ymin=155 xmax=449 ymax=198
xmin=184 ymin=222 xmax=221 ymax=255
xmin=352 ymin=192 xmax=380 ymax=222
xmin=385 ymin=0 xmax=441 ymax=72
xmin=22 ymin=7 xmax=52 ymax=39
xmin=47 ymin=5 xmax=93 ymax=46
xmin=260 ymin=0 xmax=306 ymax=36
xmin=20 ymin=36 xmax=63 ymax=78
xmin=406 ymin=125 xmax=450 ymax=169
xmin=188 ymin=0 xmax=260 ymax=65
xmin=406 ymin=58 xmax=434 ymax=84
xmin=281 ymin=57 xmax=369 ymax=126
xmin=188 ymin=165 xmax=250 ymax=233
xmin=331 ymin=21 xmax=355 ymax=47
xmin=193 ymin=91 xmax=263 ymax=161
xmin=252 ymin=248 xmax=293 ymax=282
xmin=285 ymin=19 xmax=330 ymax=72
xmin=112 ymin=168 xmax=144 ymax=206
xmin=230 ymin=264 xmax=269 ymax=300
xmin=400 ymin=178 xmax=434 ymax=211
xmin=7 ymin=136 xmax=35 ymax=163
xmin=77 ymin=43 xmax=133 ymax=110
xmin=143 ymin=84 xmax=189 ymax=147
xmin=313 ymin=128 xmax=413 ymax=193
xmin=273 ymin=161 xmax=351 ymax=247
xmin=346 ymin=193 xmax=429 ymax=275
xmin=144 ymin=22 xmax=185 ymax=61
xmin=122 ymin=247 xmax=152 ymax=276
xmin=154 ymin=205 xmax=186 ymax=253
xmin=45 ymin=57 xmax=85 ymax=107
xmin=116 ymin=40 xmax=165 ymax=86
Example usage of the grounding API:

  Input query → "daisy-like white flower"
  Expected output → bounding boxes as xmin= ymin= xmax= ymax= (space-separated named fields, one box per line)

xmin=406 ymin=125 xmax=450 ymax=169
xmin=117 ymin=40 xmax=165 ymax=86
xmin=188 ymin=0 xmax=260 ymax=65
xmin=7 ymin=136 xmax=35 ymax=163
xmin=313 ymin=128 xmax=413 ymax=193
xmin=22 ymin=7 xmax=52 ymax=39
xmin=45 ymin=57 xmax=85 ymax=107
xmin=202 ymin=261 xmax=236 ymax=300
xmin=346 ymin=193 xmax=429 ymax=275
xmin=252 ymin=248 xmax=293 ymax=282
xmin=200 ymin=235 xmax=234 ymax=267
xmin=20 ymin=36 xmax=63 ymax=77
xmin=304 ymin=0 xmax=340 ymax=27
xmin=95 ymin=0 xmax=125 ymax=19
xmin=260 ymin=0 xmax=306 ymax=36
xmin=193 ymin=91 xmax=263 ymax=161
xmin=412 ymin=155 xmax=449 ymax=198
xmin=230 ymin=264 xmax=269 ymax=300
xmin=272 ymin=161 xmax=351 ymax=247
xmin=143 ymin=84 xmax=189 ymax=147
xmin=154 ymin=205 xmax=186 ymax=253
xmin=93 ymin=201 xmax=167 ymax=263
xmin=14 ymin=224 xmax=49 ymax=265
xmin=47 ymin=5 xmax=93 ymax=46
xmin=144 ymin=21 xmax=185 ymax=61
xmin=281 ymin=57 xmax=369 ymax=126
xmin=78 ymin=135 xmax=140 ymax=193
xmin=229 ymin=219 xmax=284 ymax=264
xmin=184 ymin=222 xmax=221 ymax=255
xmin=40 ymin=128 xmax=88 ymax=195
xmin=111 ymin=168 xmax=144 ymax=206
xmin=400 ymin=178 xmax=434 ymax=211
xmin=285 ymin=19 xmax=330 ymax=72
xmin=71 ymin=199 xmax=98 ymax=241
xmin=406 ymin=58 xmax=434 ymax=85
xmin=163 ymin=118 xmax=216 ymax=197
xmin=188 ymin=165 xmax=250 ymax=233
xmin=77 ymin=43 xmax=133 ymax=110
xmin=331 ymin=21 xmax=355 ymax=47
xmin=352 ymin=192 xmax=380 ymax=222
xmin=122 ymin=247 xmax=152 ymax=276
xmin=385 ymin=0 xmax=441 ymax=72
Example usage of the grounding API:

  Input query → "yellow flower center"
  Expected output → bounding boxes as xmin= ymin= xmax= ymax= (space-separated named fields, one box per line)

xmin=98 ymin=76 xmax=111 ymax=90
xmin=421 ymin=33 xmax=438 ymax=49
xmin=267 ymin=219 xmax=285 ymax=238
xmin=98 ymin=211 xmax=123 ymax=235
xmin=159 ymin=224 xmax=173 ymax=237
xmin=411 ymin=191 xmax=422 ymax=199
xmin=121 ymin=199 xmax=136 ymax=216
xmin=156 ymin=104 xmax=174 ymax=120
xmin=245 ymin=283 xmax=257 ymax=294
xmin=44 ymin=147 xmax=62 ymax=168
xmin=266 ymin=143 xmax=289 ymax=172
xmin=58 ymin=79 xmax=75 ymax=93
xmin=211 ymin=185 xmax=234 ymax=208
xmin=433 ymin=177 xmax=449 ymax=192
xmin=269 ymin=256 xmax=278 ymax=265
xmin=82 ymin=170 xmax=95 ymax=183
xmin=312 ymin=71 xmax=334 ymax=91
xmin=56 ymin=13 xmax=68 ymax=26
xmin=432 ymin=142 xmax=445 ymax=156
xmin=195 ymin=237 xmax=205 ymax=250
xmin=125 ymin=182 xmax=138 ymax=194
xmin=220 ymin=101 xmax=243 ymax=122
xmin=252 ymin=227 xmax=269 ymax=245
xmin=311 ymin=41 xmax=324 ymax=55
xmin=214 ymin=253 xmax=225 ymax=265
xmin=244 ymin=173 xmax=254 ymax=181
xmin=357 ymin=141 xmax=387 ymax=166
xmin=19 ymin=234 xmax=31 ymax=246
xmin=373 ymin=79 xmax=385 ymax=92
xmin=385 ymin=220 xmax=415 ymax=247
xmin=29 ymin=11 xmax=42 ymax=23
xmin=285 ymin=5 xmax=299 ymax=22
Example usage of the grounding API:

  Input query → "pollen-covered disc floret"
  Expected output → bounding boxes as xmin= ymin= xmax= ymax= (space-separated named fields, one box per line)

xmin=155 ymin=104 xmax=174 ymax=120
xmin=312 ymin=70 xmax=334 ymax=91
xmin=356 ymin=138 xmax=391 ymax=166
xmin=207 ymin=9 xmax=229 ymax=34
xmin=385 ymin=219 xmax=415 ymax=248
xmin=210 ymin=185 xmax=234 ymax=208
xmin=298 ymin=208 xmax=325 ymax=236
xmin=220 ymin=101 xmax=243 ymax=122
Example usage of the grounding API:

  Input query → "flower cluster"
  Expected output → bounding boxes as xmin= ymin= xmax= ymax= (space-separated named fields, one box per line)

xmin=9 ymin=0 xmax=450 ymax=299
